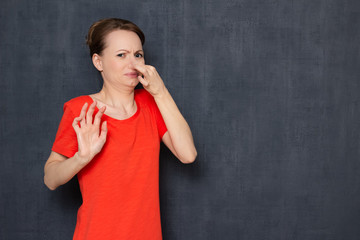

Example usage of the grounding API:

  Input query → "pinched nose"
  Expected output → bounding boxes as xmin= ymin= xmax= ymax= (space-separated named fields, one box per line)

xmin=127 ymin=55 xmax=145 ymax=70
xmin=127 ymin=57 xmax=137 ymax=69
xmin=128 ymin=62 xmax=135 ymax=69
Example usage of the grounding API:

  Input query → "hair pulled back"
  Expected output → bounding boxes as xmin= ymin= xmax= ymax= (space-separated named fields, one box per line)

xmin=86 ymin=18 xmax=145 ymax=57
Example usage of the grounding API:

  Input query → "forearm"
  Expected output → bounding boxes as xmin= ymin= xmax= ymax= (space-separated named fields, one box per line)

xmin=154 ymin=88 xmax=197 ymax=163
xmin=44 ymin=153 xmax=88 ymax=190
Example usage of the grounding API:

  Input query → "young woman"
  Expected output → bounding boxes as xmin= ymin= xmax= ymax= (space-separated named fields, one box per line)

xmin=44 ymin=18 xmax=197 ymax=240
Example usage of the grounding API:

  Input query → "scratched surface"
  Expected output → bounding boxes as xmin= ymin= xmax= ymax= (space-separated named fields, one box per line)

xmin=0 ymin=0 xmax=360 ymax=239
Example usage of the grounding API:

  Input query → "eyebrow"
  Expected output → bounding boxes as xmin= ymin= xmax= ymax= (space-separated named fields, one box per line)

xmin=116 ymin=49 xmax=143 ymax=53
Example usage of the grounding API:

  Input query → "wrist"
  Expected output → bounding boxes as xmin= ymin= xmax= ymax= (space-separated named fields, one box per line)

xmin=153 ymin=87 xmax=168 ymax=100
xmin=74 ymin=152 xmax=91 ymax=167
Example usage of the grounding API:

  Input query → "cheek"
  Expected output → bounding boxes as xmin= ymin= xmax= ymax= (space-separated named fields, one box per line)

xmin=107 ymin=60 xmax=125 ymax=71
xmin=102 ymin=59 xmax=114 ymax=70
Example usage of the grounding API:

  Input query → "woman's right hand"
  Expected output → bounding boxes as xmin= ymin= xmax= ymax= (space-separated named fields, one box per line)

xmin=72 ymin=101 xmax=108 ymax=165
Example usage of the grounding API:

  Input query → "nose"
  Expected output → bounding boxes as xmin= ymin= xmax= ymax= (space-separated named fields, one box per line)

xmin=127 ymin=56 xmax=137 ymax=69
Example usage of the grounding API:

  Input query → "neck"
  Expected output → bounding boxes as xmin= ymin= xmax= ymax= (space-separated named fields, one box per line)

xmin=97 ymin=82 xmax=136 ymax=109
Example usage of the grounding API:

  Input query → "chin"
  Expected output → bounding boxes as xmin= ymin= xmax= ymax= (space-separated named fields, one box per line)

xmin=130 ymin=79 xmax=140 ymax=86
xmin=114 ymin=77 xmax=139 ymax=88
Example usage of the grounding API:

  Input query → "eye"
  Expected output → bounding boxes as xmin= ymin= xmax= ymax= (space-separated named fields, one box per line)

xmin=135 ymin=53 xmax=143 ymax=58
xmin=117 ymin=53 xmax=125 ymax=57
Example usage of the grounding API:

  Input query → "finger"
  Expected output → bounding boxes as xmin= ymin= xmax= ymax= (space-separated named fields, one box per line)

xmin=99 ymin=121 xmax=108 ymax=139
xmin=147 ymin=65 xmax=156 ymax=73
xmin=144 ymin=65 xmax=157 ymax=77
xmin=133 ymin=64 xmax=149 ymax=77
xmin=138 ymin=75 xmax=149 ymax=87
xmin=86 ymin=101 xmax=97 ymax=124
xmin=79 ymin=102 xmax=88 ymax=127
xmin=94 ymin=106 xmax=106 ymax=126
xmin=72 ymin=116 xmax=81 ymax=132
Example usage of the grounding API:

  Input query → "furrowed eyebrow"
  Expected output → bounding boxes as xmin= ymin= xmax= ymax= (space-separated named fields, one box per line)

xmin=116 ymin=49 xmax=144 ymax=53
xmin=116 ymin=49 xmax=129 ymax=53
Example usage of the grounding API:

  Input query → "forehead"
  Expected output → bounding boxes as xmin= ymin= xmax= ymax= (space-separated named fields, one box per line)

xmin=103 ymin=30 xmax=142 ymax=51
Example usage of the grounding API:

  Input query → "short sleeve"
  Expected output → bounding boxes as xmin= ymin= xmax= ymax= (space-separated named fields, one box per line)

xmin=51 ymin=102 xmax=78 ymax=158
xmin=138 ymin=89 xmax=167 ymax=139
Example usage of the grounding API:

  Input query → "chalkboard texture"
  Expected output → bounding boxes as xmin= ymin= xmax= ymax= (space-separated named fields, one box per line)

xmin=1 ymin=0 xmax=359 ymax=239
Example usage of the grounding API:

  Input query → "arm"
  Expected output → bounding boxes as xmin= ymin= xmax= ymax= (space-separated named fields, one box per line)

xmin=134 ymin=64 xmax=197 ymax=164
xmin=44 ymin=151 xmax=89 ymax=190
xmin=155 ymin=89 xmax=197 ymax=163
xmin=44 ymin=101 xmax=107 ymax=190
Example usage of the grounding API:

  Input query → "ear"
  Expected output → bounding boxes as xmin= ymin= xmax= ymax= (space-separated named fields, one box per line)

xmin=92 ymin=53 xmax=103 ymax=72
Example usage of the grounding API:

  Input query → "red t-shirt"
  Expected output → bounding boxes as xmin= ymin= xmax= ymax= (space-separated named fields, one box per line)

xmin=52 ymin=89 xmax=167 ymax=240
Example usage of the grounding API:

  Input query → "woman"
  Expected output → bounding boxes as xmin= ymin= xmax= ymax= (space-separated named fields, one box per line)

xmin=44 ymin=18 xmax=197 ymax=240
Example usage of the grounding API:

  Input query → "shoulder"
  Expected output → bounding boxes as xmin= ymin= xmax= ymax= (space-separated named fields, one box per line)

xmin=63 ymin=95 xmax=92 ymax=114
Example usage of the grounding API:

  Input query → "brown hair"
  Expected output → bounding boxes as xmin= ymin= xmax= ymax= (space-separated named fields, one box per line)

xmin=86 ymin=18 xmax=145 ymax=57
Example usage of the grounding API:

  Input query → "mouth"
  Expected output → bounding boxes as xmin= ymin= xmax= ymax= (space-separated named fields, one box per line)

xmin=124 ymin=72 xmax=139 ymax=78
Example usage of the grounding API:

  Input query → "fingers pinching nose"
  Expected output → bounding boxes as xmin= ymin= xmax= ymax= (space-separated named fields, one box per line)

xmin=138 ymin=75 xmax=149 ymax=86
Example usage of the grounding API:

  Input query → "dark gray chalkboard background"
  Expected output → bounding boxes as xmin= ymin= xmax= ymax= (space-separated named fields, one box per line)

xmin=1 ymin=0 xmax=359 ymax=239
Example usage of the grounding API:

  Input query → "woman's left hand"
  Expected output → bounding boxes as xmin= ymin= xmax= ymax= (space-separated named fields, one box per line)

xmin=134 ymin=64 xmax=197 ymax=164
xmin=134 ymin=64 xmax=166 ymax=97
